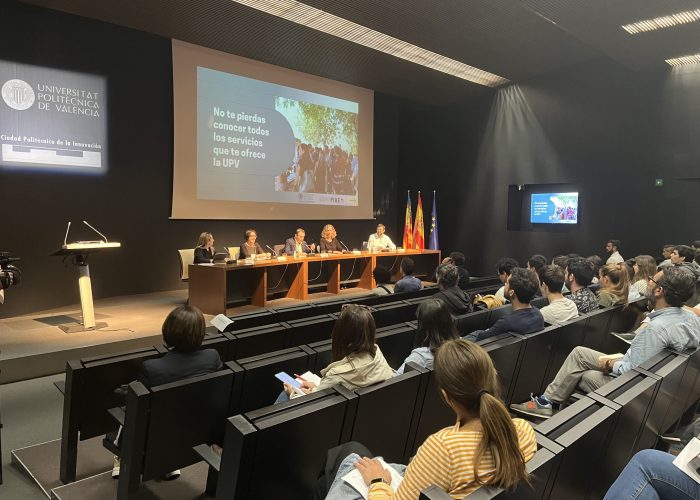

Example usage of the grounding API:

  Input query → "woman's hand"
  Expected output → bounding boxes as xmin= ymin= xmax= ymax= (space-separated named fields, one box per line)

xmin=354 ymin=457 xmax=391 ymax=486
xmin=282 ymin=383 xmax=296 ymax=396
xmin=299 ymin=380 xmax=317 ymax=393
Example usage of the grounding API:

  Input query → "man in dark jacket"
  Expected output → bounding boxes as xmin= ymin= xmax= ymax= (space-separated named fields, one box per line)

xmin=432 ymin=263 xmax=473 ymax=316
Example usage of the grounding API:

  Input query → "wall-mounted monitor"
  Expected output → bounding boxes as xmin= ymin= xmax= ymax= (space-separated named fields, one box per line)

xmin=530 ymin=192 xmax=579 ymax=224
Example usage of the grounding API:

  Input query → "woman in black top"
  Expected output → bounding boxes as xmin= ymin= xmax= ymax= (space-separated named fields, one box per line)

xmin=320 ymin=224 xmax=343 ymax=253
xmin=240 ymin=229 xmax=265 ymax=258
xmin=194 ymin=232 xmax=216 ymax=263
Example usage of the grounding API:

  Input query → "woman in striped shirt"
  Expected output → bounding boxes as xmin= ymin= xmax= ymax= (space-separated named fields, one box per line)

xmin=353 ymin=339 xmax=537 ymax=499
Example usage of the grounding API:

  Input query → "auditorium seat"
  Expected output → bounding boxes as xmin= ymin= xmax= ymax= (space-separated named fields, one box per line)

xmin=346 ymin=367 xmax=425 ymax=463
xmin=539 ymin=316 xmax=588 ymax=394
xmin=177 ymin=248 xmax=194 ymax=281
xmin=510 ymin=325 xmax=559 ymax=404
xmin=283 ymin=314 xmax=336 ymax=346
xmin=477 ymin=333 xmax=524 ymax=405
xmin=198 ymin=387 xmax=356 ymax=500
xmin=372 ymin=300 xmax=413 ymax=327
xmin=231 ymin=322 xmax=287 ymax=359
xmin=227 ymin=309 xmax=276 ymax=330
xmin=234 ymin=345 xmax=315 ymax=413
xmin=273 ymin=243 xmax=285 ymax=256
xmin=633 ymin=349 xmax=690 ymax=450
xmin=588 ymin=370 xmax=660 ymax=499
xmin=535 ymin=396 xmax=617 ymax=500
xmin=111 ymin=364 xmax=239 ymax=499
xmin=406 ymin=366 xmax=454 ymax=457
xmin=580 ymin=306 xmax=614 ymax=351
xmin=454 ymin=309 xmax=490 ymax=336
xmin=309 ymin=297 xmax=349 ymax=316
xmin=530 ymin=296 xmax=549 ymax=309
xmin=59 ymin=347 xmax=163 ymax=483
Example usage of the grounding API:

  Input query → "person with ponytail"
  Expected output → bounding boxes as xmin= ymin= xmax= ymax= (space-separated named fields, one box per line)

xmin=322 ymin=339 xmax=536 ymax=499
xmin=597 ymin=263 xmax=629 ymax=307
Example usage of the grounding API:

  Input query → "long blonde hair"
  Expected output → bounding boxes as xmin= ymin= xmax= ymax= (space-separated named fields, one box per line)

xmin=599 ymin=263 xmax=629 ymax=304
xmin=196 ymin=232 xmax=213 ymax=248
xmin=434 ymin=340 xmax=530 ymax=491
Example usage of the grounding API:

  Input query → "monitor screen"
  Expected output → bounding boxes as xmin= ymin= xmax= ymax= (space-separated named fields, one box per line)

xmin=530 ymin=192 xmax=579 ymax=224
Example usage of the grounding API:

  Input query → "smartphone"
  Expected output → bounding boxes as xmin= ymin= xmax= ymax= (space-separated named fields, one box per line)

xmin=275 ymin=372 xmax=300 ymax=388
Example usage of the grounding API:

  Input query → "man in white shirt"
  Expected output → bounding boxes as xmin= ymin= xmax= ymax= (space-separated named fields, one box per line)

xmin=605 ymin=239 xmax=624 ymax=265
xmin=367 ymin=224 xmax=396 ymax=251
xmin=538 ymin=264 xmax=579 ymax=326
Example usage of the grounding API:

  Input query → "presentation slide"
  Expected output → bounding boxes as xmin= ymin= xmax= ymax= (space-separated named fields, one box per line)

xmin=172 ymin=40 xmax=374 ymax=220
xmin=0 ymin=60 xmax=106 ymax=172
xmin=198 ymin=67 xmax=359 ymax=207
xmin=530 ymin=192 xmax=579 ymax=224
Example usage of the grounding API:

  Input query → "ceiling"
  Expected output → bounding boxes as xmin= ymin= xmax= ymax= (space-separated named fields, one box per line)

xmin=19 ymin=0 xmax=700 ymax=105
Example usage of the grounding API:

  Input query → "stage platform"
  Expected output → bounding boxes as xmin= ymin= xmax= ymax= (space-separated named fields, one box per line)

xmin=0 ymin=287 xmax=382 ymax=384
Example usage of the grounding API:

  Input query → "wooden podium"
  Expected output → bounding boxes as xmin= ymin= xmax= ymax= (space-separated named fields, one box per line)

xmin=51 ymin=242 xmax=121 ymax=333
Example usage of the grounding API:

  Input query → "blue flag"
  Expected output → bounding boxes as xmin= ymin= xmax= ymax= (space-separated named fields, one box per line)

xmin=428 ymin=192 xmax=439 ymax=250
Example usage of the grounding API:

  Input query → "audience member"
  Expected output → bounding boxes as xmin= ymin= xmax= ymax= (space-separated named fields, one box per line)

xmin=442 ymin=251 xmax=470 ymax=289
xmin=395 ymin=299 xmax=458 ymax=374
xmin=113 ymin=305 xmax=223 ymax=478
xmin=605 ymin=239 xmax=624 ymax=264
xmin=372 ymin=266 xmax=394 ymax=295
xmin=323 ymin=340 xmax=537 ymax=499
xmin=394 ymin=258 xmax=423 ymax=293
xmin=464 ymin=268 xmax=543 ymax=342
xmin=672 ymin=244 xmax=700 ymax=280
xmin=432 ymin=264 xmax=473 ymax=316
xmin=277 ymin=304 xmax=394 ymax=402
xmin=511 ymin=266 xmax=700 ymax=418
xmin=603 ymin=449 xmax=700 ymax=500
xmin=630 ymin=255 xmax=656 ymax=296
xmin=694 ymin=240 xmax=700 ymax=263
xmin=621 ymin=259 xmax=641 ymax=300
xmin=658 ymin=244 xmax=675 ymax=268
xmin=586 ymin=255 xmax=604 ymax=284
xmin=527 ymin=254 xmax=547 ymax=276
xmin=551 ymin=255 xmax=568 ymax=271
xmin=565 ymin=258 xmax=598 ymax=314
xmin=494 ymin=258 xmax=519 ymax=302
xmin=538 ymin=265 xmax=579 ymax=326
xmin=597 ymin=263 xmax=629 ymax=307
xmin=193 ymin=232 xmax=217 ymax=263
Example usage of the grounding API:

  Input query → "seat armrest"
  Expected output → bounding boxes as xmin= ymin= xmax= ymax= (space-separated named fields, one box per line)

xmin=419 ymin=485 xmax=454 ymax=499
xmin=193 ymin=443 xmax=221 ymax=472
xmin=107 ymin=406 xmax=126 ymax=426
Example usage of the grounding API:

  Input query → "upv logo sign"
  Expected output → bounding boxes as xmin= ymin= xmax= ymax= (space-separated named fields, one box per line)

xmin=1 ymin=79 xmax=35 ymax=110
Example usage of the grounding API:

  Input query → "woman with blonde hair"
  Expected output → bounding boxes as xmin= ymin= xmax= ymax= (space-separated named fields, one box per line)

xmin=320 ymin=223 xmax=343 ymax=253
xmin=597 ymin=263 xmax=629 ymax=307
xmin=194 ymin=232 xmax=216 ymax=263
xmin=321 ymin=339 xmax=536 ymax=499
xmin=630 ymin=255 xmax=656 ymax=296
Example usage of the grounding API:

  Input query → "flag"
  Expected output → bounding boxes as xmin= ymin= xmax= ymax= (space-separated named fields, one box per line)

xmin=413 ymin=191 xmax=425 ymax=250
xmin=428 ymin=191 xmax=439 ymax=250
xmin=402 ymin=191 xmax=413 ymax=249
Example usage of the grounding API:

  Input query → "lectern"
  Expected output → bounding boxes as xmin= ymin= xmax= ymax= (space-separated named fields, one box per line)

xmin=51 ymin=242 xmax=121 ymax=333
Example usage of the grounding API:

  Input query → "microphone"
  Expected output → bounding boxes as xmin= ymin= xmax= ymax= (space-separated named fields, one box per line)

xmin=307 ymin=241 xmax=316 ymax=253
xmin=83 ymin=220 xmax=108 ymax=243
xmin=266 ymin=244 xmax=277 ymax=256
xmin=63 ymin=221 xmax=72 ymax=246
xmin=339 ymin=240 xmax=350 ymax=252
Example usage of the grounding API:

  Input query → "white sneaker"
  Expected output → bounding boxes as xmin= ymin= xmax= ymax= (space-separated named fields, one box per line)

xmin=112 ymin=456 xmax=120 ymax=479
xmin=163 ymin=469 xmax=180 ymax=480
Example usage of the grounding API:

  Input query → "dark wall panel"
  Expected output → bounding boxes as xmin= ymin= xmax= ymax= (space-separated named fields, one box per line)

xmin=0 ymin=1 xmax=401 ymax=317
xmin=398 ymin=59 xmax=700 ymax=275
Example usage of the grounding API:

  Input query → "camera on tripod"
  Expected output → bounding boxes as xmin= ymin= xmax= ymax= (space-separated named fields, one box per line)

xmin=0 ymin=252 xmax=22 ymax=290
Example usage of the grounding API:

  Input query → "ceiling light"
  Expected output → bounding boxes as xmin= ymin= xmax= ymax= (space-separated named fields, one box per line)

xmin=665 ymin=52 xmax=700 ymax=66
xmin=231 ymin=0 xmax=509 ymax=87
xmin=622 ymin=9 xmax=700 ymax=34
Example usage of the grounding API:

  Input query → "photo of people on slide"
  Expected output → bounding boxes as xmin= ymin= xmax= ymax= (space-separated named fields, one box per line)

xmin=273 ymin=97 xmax=358 ymax=196
xmin=530 ymin=192 xmax=579 ymax=224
